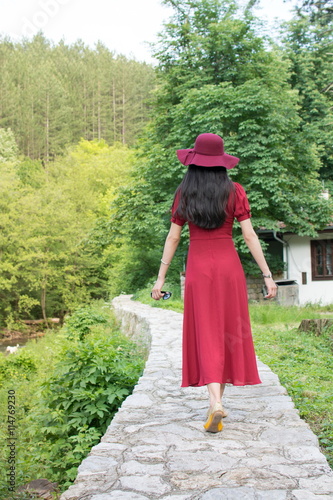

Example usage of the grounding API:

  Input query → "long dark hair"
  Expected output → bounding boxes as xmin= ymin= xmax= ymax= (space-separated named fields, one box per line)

xmin=173 ymin=165 xmax=235 ymax=229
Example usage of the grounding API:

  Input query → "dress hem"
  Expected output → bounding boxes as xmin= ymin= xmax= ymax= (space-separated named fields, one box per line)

xmin=181 ymin=379 xmax=262 ymax=388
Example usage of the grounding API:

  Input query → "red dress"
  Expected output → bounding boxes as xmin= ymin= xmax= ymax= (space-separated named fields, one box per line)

xmin=171 ymin=182 xmax=261 ymax=387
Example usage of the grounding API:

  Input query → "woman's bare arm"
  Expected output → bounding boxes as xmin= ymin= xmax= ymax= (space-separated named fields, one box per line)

xmin=240 ymin=218 xmax=277 ymax=299
xmin=151 ymin=223 xmax=182 ymax=300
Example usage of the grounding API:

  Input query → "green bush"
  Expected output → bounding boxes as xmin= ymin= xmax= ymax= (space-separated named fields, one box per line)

xmin=0 ymin=302 xmax=145 ymax=496
xmin=25 ymin=309 xmax=145 ymax=488
xmin=0 ymin=350 xmax=37 ymax=385
xmin=64 ymin=306 xmax=110 ymax=341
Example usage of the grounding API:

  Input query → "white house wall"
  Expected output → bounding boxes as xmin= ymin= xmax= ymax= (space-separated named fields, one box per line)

xmin=284 ymin=233 xmax=333 ymax=306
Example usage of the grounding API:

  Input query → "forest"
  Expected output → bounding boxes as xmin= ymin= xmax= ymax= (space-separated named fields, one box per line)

xmin=0 ymin=0 xmax=333 ymax=327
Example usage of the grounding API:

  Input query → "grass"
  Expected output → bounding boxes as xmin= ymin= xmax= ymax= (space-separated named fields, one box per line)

xmin=132 ymin=293 xmax=333 ymax=468
xmin=249 ymin=302 xmax=333 ymax=325
xmin=252 ymin=320 xmax=333 ymax=468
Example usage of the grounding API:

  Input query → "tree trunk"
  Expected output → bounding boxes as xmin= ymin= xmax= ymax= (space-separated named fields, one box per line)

xmin=122 ymin=87 xmax=126 ymax=144
xmin=41 ymin=285 xmax=48 ymax=325
xmin=298 ymin=318 xmax=333 ymax=335
xmin=92 ymin=88 xmax=96 ymax=139
xmin=112 ymin=79 xmax=116 ymax=142
xmin=97 ymin=80 xmax=101 ymax=140
xmin=45 ymin=92 xmax=50 ymax=164
xmin=84 ymin=81 xmax=88 ymax=138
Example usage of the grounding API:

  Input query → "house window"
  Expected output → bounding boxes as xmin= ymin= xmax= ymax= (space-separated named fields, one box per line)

xmin=311 ymin=240 xmax=333 ymax=280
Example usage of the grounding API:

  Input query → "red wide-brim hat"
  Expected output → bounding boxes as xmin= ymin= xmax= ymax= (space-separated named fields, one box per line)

xmin=177 ymin=133 xmax=239 ymax=169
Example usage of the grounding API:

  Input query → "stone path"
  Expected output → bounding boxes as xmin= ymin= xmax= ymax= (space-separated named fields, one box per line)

xmin=61 ymin=295 xmax=333 ymax=500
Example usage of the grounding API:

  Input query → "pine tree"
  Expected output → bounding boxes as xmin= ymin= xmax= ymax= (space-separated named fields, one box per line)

xmin=0 ymin=35 xmax=155 ymax=159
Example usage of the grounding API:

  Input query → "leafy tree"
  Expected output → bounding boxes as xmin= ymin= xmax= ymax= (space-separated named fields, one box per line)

xmin=282 ymin=6 xmax=333 ymax=183
xmin=109 ymin=0 xmax=332 ymax=292
xmin=0 ymin=134 xmax=134 ymax=326
xmin=293 ymin=0 xmax=333 ymax=24
xmin=0 ymin=127 xmax=18 ymax=161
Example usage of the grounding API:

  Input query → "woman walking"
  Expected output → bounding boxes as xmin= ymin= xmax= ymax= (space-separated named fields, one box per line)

xmin=151 ymin=133 xmax=277 ymax=433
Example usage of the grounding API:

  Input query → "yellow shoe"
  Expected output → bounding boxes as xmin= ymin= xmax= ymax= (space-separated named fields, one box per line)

xmin=206 ymin=404 xmax=228 ymax=419
xmin=204 ymin=402 xmax=224 ymax=433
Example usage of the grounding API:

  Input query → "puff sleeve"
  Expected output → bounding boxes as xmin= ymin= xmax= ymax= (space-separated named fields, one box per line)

xmin=233 ymin=182 xmax=251 ymax=222
xmin=170 ymin=192 xmax=187 ymax=226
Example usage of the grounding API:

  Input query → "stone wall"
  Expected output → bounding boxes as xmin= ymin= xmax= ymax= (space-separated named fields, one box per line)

xmin=112 ymin=296 xmax=151 ymax=355
xmin=246 ymin=276 xmax=266 ymax=302
xmin=246 ymin=274 xmax=285 ymax=303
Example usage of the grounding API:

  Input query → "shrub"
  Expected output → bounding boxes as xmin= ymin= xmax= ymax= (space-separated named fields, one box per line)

xmin=24 ymin=309 xmax=145 ymax=488
xmin=0 ymin=350 xmax=37 ymax=386
xmin=0 ymin=303 xmax=145 ymax=496
xmin=63 ymin=306 xmax=110 ymax=341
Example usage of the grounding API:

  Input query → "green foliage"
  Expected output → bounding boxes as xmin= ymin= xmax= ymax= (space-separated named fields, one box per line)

xmin=111 ymin=0 xmax=332 ymax=293
xmin=0 ymin=350 xmax=37 ymax=386
xmin=0 ymin=128 xmax=18 ymax=161
xmin=237 ymin=236 xmax=286 ymax=276
xmin=0 ymin=302 xmax=145 ymax=494
xmin=156 ymin=0 xmax=269 ymax=102
xmin=64 ymin=306 xmax=109 ymax=341
xmin=26 ymin=307 xmax=144 ymax=487
xmin=0 ymin=35 xmax=155 ymax=159
xmin=29 ymin=340 xmax=141 ymax=485
xmin=283 ymin=7 xmax=333 ymax=179
xmin=0 ymin=137 xmax=134 ymax=326
xmin=293 ymin=0 xmax=333 ymax=25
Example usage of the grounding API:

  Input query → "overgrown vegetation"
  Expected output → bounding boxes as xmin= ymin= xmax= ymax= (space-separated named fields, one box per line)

xmin=0 ymin=302 xmax=145 ymax=497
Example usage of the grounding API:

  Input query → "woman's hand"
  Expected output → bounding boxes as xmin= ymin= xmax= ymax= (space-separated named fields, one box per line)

xmin=264 ymin=277 xmax=278 ymax=299
xmin=151 ymin=277 xmax=165 ymax=300
xmin=151 ymin=223 xmax=182 ymax=300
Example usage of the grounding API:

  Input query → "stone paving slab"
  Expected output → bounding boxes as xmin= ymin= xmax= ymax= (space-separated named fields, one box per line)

xmin=60 ymin=295 xmax=333 ymax=500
